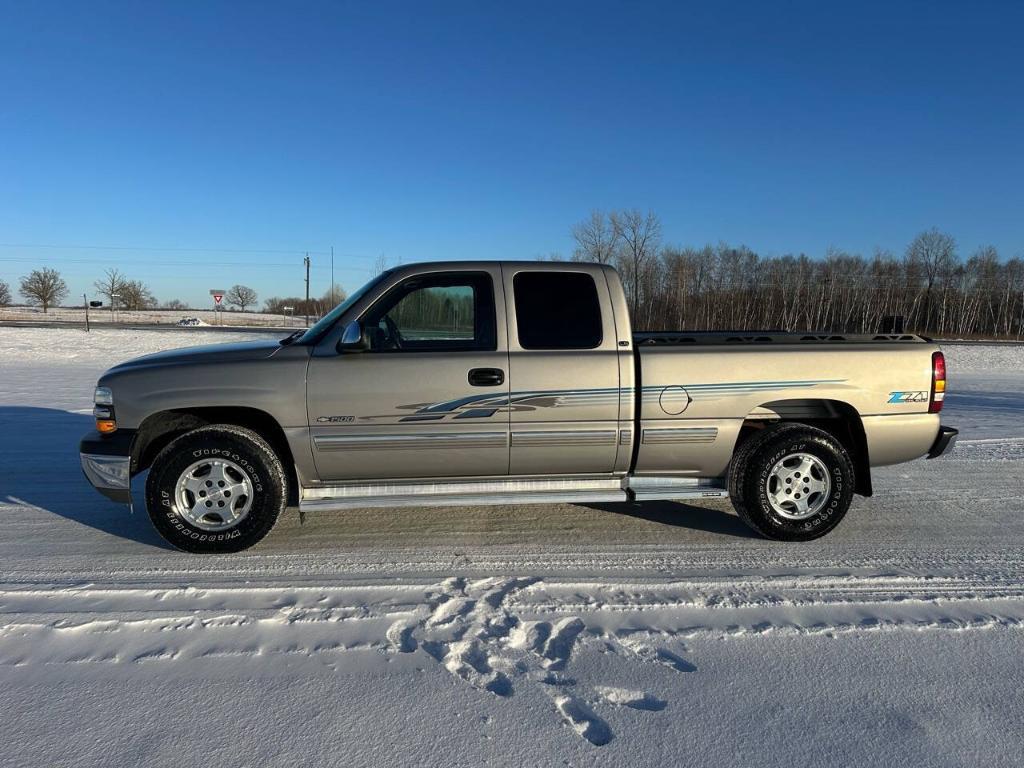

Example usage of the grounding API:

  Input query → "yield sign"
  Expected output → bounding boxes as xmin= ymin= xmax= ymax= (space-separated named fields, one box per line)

xmin=213 ymin=293 xmax=224 ymax=305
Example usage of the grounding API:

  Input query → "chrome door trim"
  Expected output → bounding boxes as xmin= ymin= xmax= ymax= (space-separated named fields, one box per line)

xmin=510 ymin=429 xmax=617 ymax=448
xmin=641 ymin=427 xmax=719 ymax=444
xmin=312 ymin=431 xmax=508 ymax=451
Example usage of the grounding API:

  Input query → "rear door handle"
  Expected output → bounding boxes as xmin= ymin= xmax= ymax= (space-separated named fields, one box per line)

xmin=468 ymin=368 xmax=505 ymax=387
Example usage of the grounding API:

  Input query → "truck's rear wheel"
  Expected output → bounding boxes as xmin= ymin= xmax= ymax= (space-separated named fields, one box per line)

xmin=145 ymin=425 xmax=286 ymax=553
xmin=729 ymin=423 xmax=854 ymax=541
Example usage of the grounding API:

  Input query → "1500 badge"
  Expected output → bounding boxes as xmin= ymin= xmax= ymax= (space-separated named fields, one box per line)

xmin=317 ymin=415 xmax=355 ymax=423
xmin=888 ymin=391 xmax=928 ymax=403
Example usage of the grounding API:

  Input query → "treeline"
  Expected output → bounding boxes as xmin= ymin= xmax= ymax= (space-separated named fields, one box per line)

xmin=391 ymin=286 xmax=474 ymax=336
xmin=570 ymin=211 xmax=1024 ymax=338
xmin=264 ymin=284 xmax=346 ymax=318
xmin=94 ymin=268 xmax=157 ymax=310
xmin=0 ymin=266 xmax=272 ymax=314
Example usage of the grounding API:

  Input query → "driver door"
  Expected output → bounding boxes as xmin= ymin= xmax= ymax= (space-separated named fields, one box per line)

xmin=306 ymin=267 xmax=510 ymax=481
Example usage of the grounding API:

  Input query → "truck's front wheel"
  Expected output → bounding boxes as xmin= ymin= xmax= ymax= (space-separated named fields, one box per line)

xmin=145 ymin=425 xmax=287 ymax=553
xmin=729 ymin=424 xmax=854 ymax=541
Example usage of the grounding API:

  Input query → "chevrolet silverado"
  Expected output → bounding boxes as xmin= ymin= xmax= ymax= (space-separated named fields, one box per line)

xmin=80 ymin=261 xmax=958 ymax=552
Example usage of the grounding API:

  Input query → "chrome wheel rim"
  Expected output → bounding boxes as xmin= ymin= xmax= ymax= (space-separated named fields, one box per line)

xmin=175 ymin=458 xmax=254 ymax=531
xmin=766 ymin=452 xmax=831 ymax=520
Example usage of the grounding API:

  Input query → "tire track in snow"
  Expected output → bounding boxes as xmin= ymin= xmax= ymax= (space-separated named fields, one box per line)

xmin=4 ymin=573 xmax=1024 ymax=745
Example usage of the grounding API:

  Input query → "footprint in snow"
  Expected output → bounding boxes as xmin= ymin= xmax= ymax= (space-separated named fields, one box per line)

xmin=383 ymin=576 xmax=688 ymax=747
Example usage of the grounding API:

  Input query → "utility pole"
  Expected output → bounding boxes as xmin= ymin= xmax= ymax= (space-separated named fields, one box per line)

xmin=303 ymin=253 xmax=310 ymax=326
xmin=84 ymin=293 xmax=90 ymax=332
xmin=330 ymin=246 xmax=335 ymax=306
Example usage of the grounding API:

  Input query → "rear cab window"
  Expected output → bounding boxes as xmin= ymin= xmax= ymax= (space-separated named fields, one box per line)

xmin=512 ymin=271 xmax=603 ymax=350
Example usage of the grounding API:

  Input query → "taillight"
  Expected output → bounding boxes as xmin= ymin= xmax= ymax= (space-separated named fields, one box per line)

xmin=929 ymin=351 xmax=946 ymax=413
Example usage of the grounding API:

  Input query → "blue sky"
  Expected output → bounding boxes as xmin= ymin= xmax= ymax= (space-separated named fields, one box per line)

xmin=1 ymin=0 xmax=1021 ymax=307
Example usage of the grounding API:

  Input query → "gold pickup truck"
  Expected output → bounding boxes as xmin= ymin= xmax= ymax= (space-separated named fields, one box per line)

xmin=80 ymin=261 xmax=957 ymax=553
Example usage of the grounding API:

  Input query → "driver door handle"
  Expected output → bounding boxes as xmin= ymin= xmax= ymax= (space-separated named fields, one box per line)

xmin=468 ymin=368 xmax=504 ymax=387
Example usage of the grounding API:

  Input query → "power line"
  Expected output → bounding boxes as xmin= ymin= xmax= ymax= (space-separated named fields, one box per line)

xmin=0 ymin=242 xmax=335 ymax=255
xmin=0 ymin=255 xmax=330 ymax=269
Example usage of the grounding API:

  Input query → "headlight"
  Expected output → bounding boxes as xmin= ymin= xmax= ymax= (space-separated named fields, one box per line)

xmin=93 ymin=386 xmax=117 ymax=432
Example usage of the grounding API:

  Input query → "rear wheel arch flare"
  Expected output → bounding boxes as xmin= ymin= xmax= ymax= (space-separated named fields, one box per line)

xmin=736 ymin=398 xmax=872 ymax=497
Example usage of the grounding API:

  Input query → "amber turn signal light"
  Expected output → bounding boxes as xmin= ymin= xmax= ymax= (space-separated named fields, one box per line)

xmin=96 ymin=419 xmax=117 ymax=434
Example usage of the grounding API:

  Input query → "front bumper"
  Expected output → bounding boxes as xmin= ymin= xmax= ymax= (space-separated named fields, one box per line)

xmin=926 ymin=425 xmax=958 ymax=459
xmin=80 ymin=429 xmax=135 ymax=503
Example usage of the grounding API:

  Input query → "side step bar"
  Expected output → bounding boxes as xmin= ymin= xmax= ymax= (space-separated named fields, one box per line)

xmin=628 ymin=476 xmax=730 ymax=502
xmin=299 ymin=475 xmax=728 ymax=513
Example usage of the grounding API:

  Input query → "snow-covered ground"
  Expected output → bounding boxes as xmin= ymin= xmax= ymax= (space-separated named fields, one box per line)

xmin=1 ymin=328 xmax=1022 ymax=767
xmin=0 ymin=305 xmax=305 ymax=327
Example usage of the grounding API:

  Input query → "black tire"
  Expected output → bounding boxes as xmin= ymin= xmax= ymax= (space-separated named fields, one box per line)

xmin=729 ymin=423 xmax=855 ymax=541
xmin=145 ymin=425 xmax=287 ymax=553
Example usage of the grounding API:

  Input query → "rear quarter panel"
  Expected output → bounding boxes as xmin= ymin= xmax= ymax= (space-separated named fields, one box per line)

xmin=635 ymin=342 xmax=942 ymax=476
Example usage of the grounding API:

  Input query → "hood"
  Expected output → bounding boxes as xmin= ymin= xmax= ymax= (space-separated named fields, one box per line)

xmin=104 ymin=339 xmax=284 ymax=375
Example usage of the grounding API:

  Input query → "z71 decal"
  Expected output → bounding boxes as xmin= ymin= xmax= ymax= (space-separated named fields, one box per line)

xmin=888 ymin=391 xmax=929 ymax=404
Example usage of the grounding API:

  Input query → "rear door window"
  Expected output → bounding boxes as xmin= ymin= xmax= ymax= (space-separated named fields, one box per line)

xmin=512 ymin=272 xmax=603 ymax=349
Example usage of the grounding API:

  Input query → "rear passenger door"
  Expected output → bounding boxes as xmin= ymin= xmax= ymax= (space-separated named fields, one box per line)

xmin=503 ymin=266 xmax=624 ymax=475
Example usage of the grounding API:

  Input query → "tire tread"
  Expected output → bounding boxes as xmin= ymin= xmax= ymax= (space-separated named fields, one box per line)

xmin=145 ymin=424 xmax=287 ymax=553
xmin=729 ymin=423 xmax=854 ymax=541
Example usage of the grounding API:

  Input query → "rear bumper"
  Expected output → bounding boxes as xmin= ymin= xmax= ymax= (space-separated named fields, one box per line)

xmin=926 ymin=426 xmax=958 ymax=459
xmin=79 ymin=429 xmax=135 ymax=503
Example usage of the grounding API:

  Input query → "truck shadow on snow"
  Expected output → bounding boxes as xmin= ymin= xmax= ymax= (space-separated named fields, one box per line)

xmin=582 ymin=501 xmax=760 ymax=538
xmin=0 ymin=406 xmax=172 ymax=549
xmin=0 ymin=406 xmax=757 ymax=549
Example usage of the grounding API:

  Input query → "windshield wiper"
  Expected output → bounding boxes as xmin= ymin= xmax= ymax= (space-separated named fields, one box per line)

xmin=279 ymin=330 xmax=304 ymax=346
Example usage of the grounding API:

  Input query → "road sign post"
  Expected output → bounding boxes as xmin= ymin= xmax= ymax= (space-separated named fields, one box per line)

xmin=210 ymin=290 xmax=225 ymax=326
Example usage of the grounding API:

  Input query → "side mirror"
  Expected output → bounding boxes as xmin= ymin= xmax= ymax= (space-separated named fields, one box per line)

xmin=337 ymin=320 xmax=370 ymax=352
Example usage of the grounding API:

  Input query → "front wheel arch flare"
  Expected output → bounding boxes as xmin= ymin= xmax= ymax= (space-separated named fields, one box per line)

xmin=131 ymin=407 xmax=298 ymax=503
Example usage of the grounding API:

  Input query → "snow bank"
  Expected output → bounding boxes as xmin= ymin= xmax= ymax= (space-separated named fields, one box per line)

xmin=0 ymin=326 xmax=280 ymax=364
xmin=943 ymin=342 xmax=1024 ymax=373
xmin=0 ymin=305 xmax=301 ymax=327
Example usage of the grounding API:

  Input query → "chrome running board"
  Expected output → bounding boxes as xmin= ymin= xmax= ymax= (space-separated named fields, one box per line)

xmin=298 ymin=474 xmax=728 ymax=512
xmin=628 ymin=475 xmax=729 ymax=501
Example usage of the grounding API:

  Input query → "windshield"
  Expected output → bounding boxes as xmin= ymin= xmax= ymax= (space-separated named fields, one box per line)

xmin=294 ymin=269 xmax=393 ymax=345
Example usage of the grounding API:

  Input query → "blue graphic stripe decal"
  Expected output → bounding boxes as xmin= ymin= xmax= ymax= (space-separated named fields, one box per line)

xmin=395 ymin=379 xmax=847 ymax=421
xmin=454 ymin=408 xmax=501 ymax=419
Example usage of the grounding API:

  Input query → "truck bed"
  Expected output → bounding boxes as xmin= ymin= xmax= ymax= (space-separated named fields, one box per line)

xmin=631 ymin=331 xmax=941 ymax=479
xmin=634 ymin=331 xmax=927 ymax=346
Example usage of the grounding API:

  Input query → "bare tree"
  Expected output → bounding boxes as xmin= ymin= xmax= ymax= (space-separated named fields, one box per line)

xmin=611 ymin=209 xmax=662 ymax=320
xmin=321 ymin=283 xmax=347 ymax=308
xmin=119 ymin=279 xmax=157 ymax=311
xmin=563 ymin=211 xmax=1023 ymax=339
xmin=264 ymin=287 xmax=345 ymax=318
xmin=373 ymin=253 xmax=389 ymax=276
xmin=20 ymin=267 xmax=68 ymax=313
xmin=905 ymin=228 xmax=956 ymax=330
xmin=0 ymin=279 xmax=11 ymax=306
xmin=226 ymin=284 xmax=258 ymax=312
xmin=163 ymin=298 xmax=187 ymax=310
xmin=94 ymin=268 xmax=127 ymax=310
xmin=572 ymin=211 xmax=618 ymax=264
